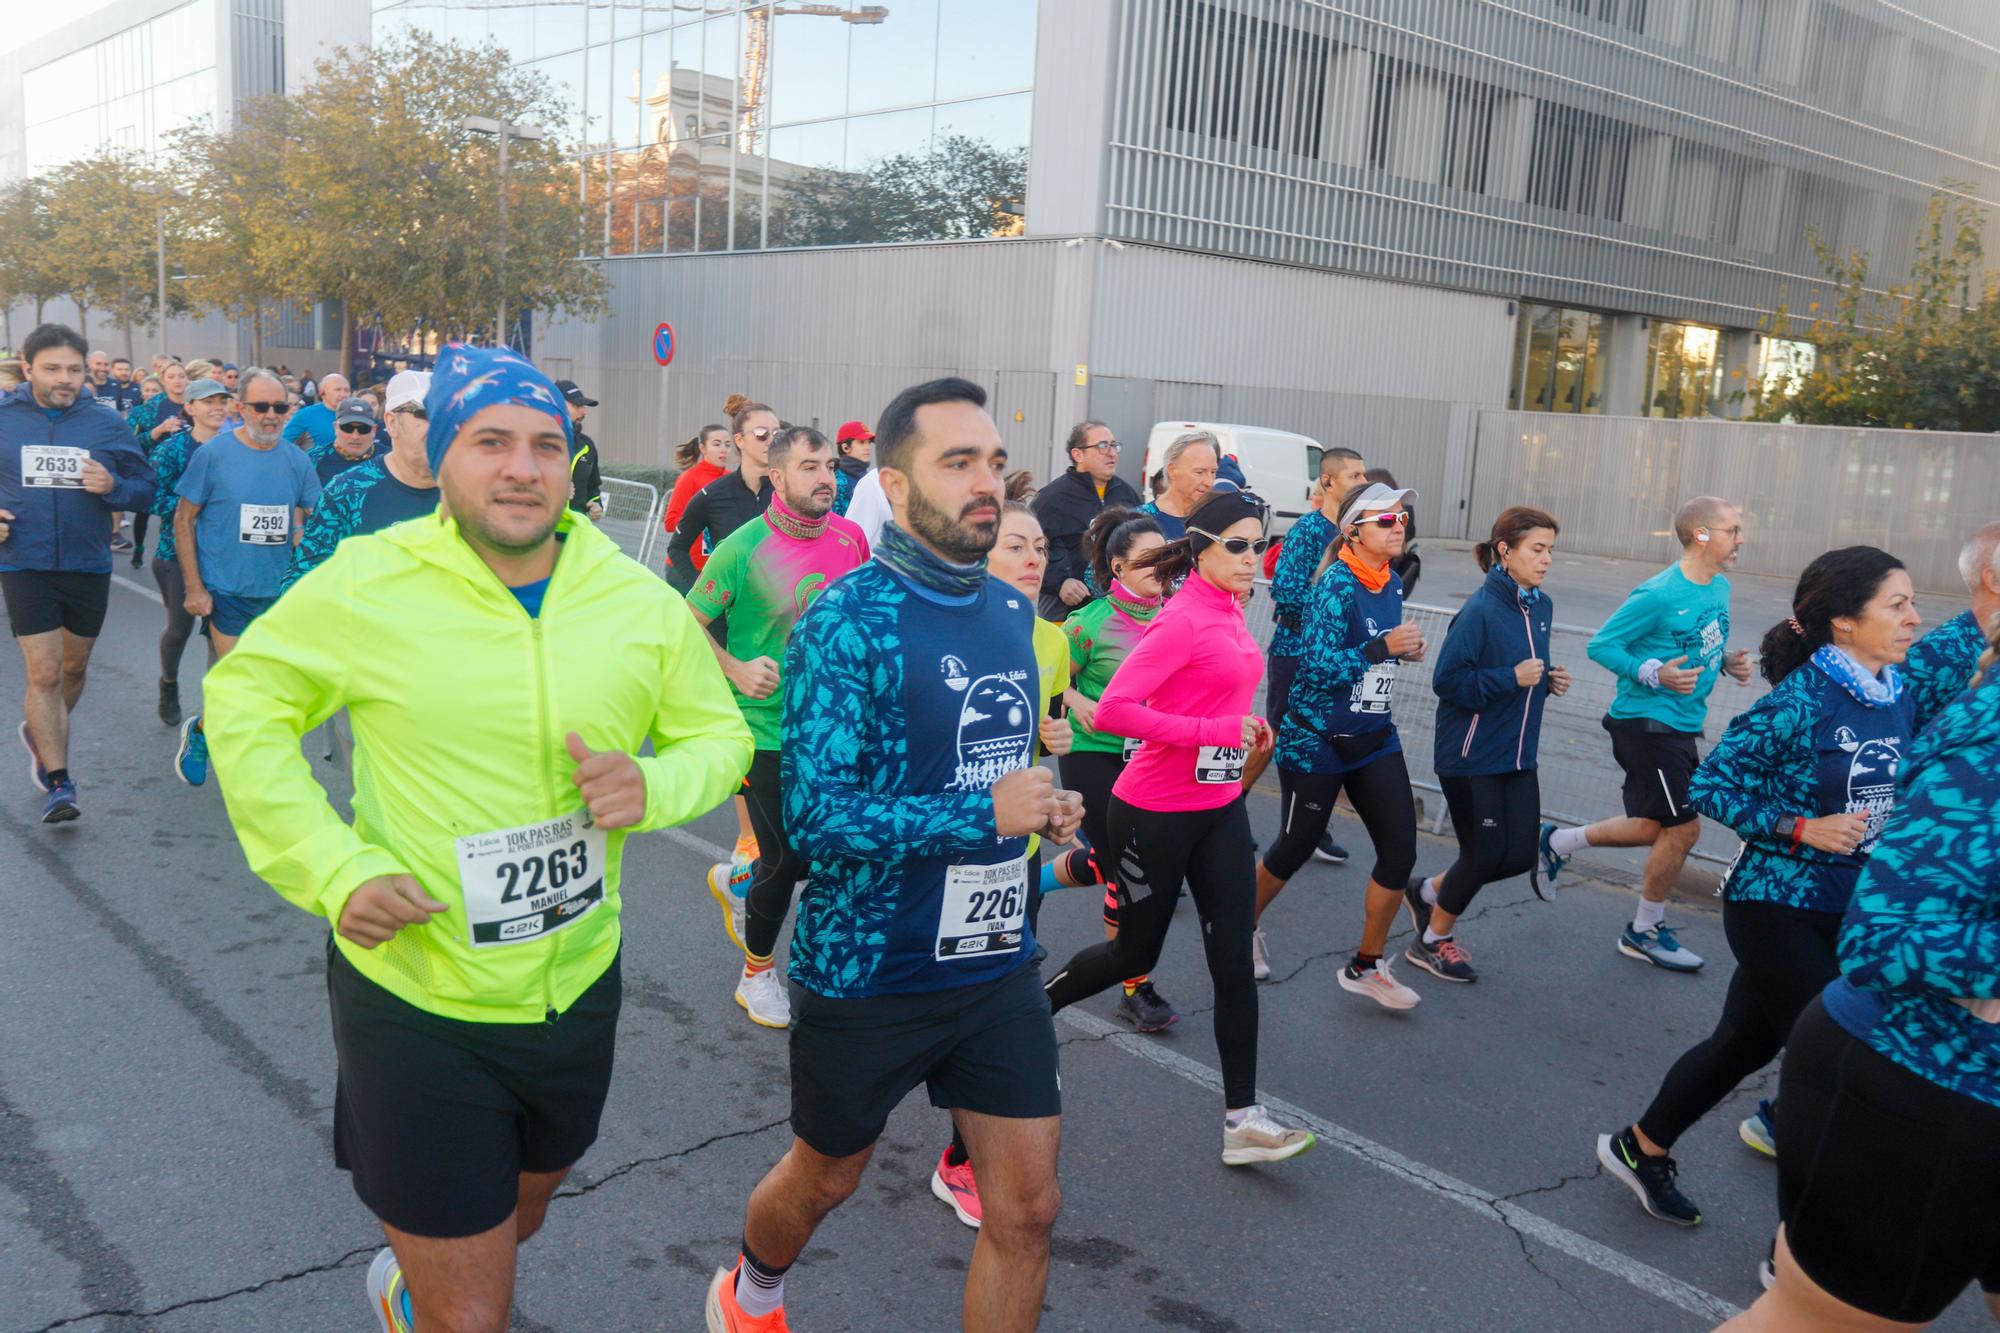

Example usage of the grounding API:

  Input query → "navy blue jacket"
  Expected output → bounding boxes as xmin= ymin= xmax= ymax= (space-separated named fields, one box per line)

xmin=0 ymin=387 xmax=157 ymax=574
xmin=1431 ymin=564 xmax=1556 ymax=776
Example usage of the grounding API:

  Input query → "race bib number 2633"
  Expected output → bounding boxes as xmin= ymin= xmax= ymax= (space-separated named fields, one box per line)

xmin=21 ymin=446 xmax=87 ymax=488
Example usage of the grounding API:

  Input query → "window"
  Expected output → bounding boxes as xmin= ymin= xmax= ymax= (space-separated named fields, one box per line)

xmin=1527 ymin=102 xmax=1633 ymax=221
xmin=1510 ymin=302 xmax=1605 ymax=414
xmin=1163 ymin=0 xmax=1326 ymax=159
xmin=1645 ymin=321 xmax=1720 ymax=418
xmin=1367 ymin=59 xmax=1495 ymax=190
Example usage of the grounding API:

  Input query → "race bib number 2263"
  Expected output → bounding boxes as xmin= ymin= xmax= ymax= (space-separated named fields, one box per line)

xmin=456 ymin=813 xmax=609 ymax=947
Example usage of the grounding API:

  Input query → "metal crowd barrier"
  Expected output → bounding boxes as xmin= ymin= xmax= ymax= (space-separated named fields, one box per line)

xmin=597 ymin=478 xmax=663 ymax=568
xmin=1241 ymin=582 xmax=1763 ymax=867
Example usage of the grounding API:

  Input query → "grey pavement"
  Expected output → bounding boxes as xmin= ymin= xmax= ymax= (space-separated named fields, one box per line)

xmin=1 ymin=564 xmax=1989 ymax=1333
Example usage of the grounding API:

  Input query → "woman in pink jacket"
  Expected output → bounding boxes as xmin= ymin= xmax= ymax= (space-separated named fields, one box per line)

xmin=1043 ymin=489 xmax=1316 ymax=1167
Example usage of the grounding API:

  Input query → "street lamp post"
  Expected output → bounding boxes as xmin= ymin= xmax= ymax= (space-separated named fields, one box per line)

xmin=461 ymin=115 xmax=547 ymax=351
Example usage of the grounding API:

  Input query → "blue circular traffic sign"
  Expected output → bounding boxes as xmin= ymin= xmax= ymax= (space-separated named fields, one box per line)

xmin=652 ymin=322 xmax=676 ymax=366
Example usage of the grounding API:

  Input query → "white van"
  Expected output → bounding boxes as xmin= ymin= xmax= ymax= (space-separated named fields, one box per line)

xmin=1140 ymin=423 xmax=1322 ymax=535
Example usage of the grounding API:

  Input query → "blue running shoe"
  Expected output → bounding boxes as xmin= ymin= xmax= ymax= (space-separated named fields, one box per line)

xmin=176 ymin=715 xmax=209 ymax=787
xmin=19 ymin=721 xmax=49 ymax=793
xmin=1533 ymin=823 xmax=1567 ymax=900
xmin=41 ymin=779 xmax=79 ymax=824
xmin=1740 ymin=1100 xmax=1776 ymax=1158
xmin=1619 ymin=923 xmax=1704 ymax=972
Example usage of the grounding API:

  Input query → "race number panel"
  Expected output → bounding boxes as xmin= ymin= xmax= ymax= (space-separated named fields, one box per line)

xmin=1195 ymin=744 xmax=1246 ymax=783
xmin=935 ymin=856 xmax=1027 ymax=961
xmin=457 ymin=813 xmax=610 ymax=947
xmin=21 ymin=446 xmax=87 ymax=489
xmin=239 ymin=503 xmax=291 ymax=544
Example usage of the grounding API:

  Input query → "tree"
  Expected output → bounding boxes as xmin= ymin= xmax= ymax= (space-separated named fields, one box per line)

xmin=1753 ymin=188 xmax=2000 ymax=432
xmin=769 ymin=133 xmax=1028 ymax=249
xmin=41 ymin=149 xmax=176 ymax=360
xmin=0 ymin=177 xmax=69 ymax=338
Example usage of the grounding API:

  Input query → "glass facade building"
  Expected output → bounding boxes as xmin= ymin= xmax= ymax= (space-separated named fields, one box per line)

xmin=20 ymin=0 xmax=220 ymax=175
xmin=371 ymin=0 xmax=1037 ymax=256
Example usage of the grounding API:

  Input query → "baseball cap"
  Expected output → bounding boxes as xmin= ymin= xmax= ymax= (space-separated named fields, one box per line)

xmin=555 ymin=379 xmax=597 ymax=407
xmin=385 ymin=369 xmax=432 ymax=413
xmin=836 ymin=420 xmax=874 ymax=444
xmin=334 ymin=397 xmax=378 ymax=426
xmin=1336 ymin=482 xmax=1418 ymax=532
xmin=184 ymin=378 xmax=229 ymax=402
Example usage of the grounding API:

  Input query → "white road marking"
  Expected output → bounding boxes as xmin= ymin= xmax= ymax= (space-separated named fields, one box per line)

xmin=654 ymin=822 xmax=1741 ymax=1324
xmin=111 ymin=573 xmax=164 ymax=606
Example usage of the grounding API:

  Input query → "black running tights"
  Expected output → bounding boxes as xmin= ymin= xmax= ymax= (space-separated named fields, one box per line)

xmin=1435 ymin=771 xmax=1541 ymax=915
xmin=1045 ymin=795 xmax=1259 ymax=1107
xmin=1635 ymin=897 xmax=1842 ymax=1150
xmin=1263 ymin=750 xmax=1417 ymax=887
xmin=740 ymin=750 xmax=811 ymax=961
xmin=151 ymin=558 xmax=197 ymax=683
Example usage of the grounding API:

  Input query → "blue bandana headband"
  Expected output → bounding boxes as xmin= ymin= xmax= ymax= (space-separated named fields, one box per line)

xmin=423 ymin=345 xmax=573 ymax=474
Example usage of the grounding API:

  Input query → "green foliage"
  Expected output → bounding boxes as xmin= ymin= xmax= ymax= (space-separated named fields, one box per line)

xmin=770 ymin=134 xmax=1027 ymax=248
xmin=1754 ymin=188 xmax=2000 ymax=432
xmin=0 ymin=176 xmax=69 ymax=324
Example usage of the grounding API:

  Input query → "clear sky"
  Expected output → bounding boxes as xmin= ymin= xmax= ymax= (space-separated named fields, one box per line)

xmin=1 ymin=2 xmax=122 ymax=58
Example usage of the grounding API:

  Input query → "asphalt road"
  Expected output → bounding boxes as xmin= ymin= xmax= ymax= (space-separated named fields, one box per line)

xmin=2 ymin=568 xmax=1989 ymax=1333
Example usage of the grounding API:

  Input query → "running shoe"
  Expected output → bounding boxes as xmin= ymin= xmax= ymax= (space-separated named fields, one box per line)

xmin=1113 ymin=982 xmax=1179 ymax=1033
xmin=1758 ymin=1236 xmax=1776 ymax=1291
xmin=41 ymin=780 xmax=79 ymax=825
xmin=109 ymin=533 xmax=133 ymax=552
xmin=708 ymin=862 xmax=748 ymax=953
xmin=1739 ymin=1100 xmax=1776 ymax=1158
xmin=1222 ymin=1105 xmax=1316 ymax=1166
xmin=366 ymin=1247 xmax=413 ymax=1333
xmin=1533 ymin=823 xmax=1567 ymax=900
xmin=1251 ymin=928 xmax=1271 ymax=981
xmin=1338 ymin=957 xmax=1421 ymax=1010
xmin=1618 ymin=923 xmax=1704 ymax=972
xmin=706 ymin=1262 xmax=792 ymax=1332
xmin=1406 ymin=934 xmax=1476 ymax=983
xmin=735 ymin=966 xmax=791 ymax=1029
xmin=1596 ymin=1127 xmax=1701 ymax=1226
xmin=175 ymin=715 xmax=208 ymax=787
xmin=1313 ymin=834 xmax=1349 ymax=865
xmin=1402 ymin=876 xmax=1433 ymax=936
xmin=19 ymin=721 xmax=48 ymax=793
xmin=930 ymin=1148 xmax=983 ymax=1228
xmin=158 ymin=677 xmax=182 ymax=728
xmin=729 ymin=835 xmax=759 ymax=896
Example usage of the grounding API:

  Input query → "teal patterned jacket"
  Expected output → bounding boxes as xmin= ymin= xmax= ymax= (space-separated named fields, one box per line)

xmin=1903 ymin=609 xmax=1986 ymax=733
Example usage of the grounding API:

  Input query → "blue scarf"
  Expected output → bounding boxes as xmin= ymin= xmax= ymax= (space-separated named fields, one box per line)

xmin=877 ymin=520 xmax=987 ymax=598
xmin=423 ymin=345 xmax=573 ymax=474
xmin=1813 ymin=644 xmax=1903 ymax=708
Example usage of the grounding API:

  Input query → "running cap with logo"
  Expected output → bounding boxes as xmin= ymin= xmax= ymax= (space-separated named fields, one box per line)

xmin=836 ymin=420 xmax=874 ymax=444
xmin=184 ymin=377 xmax=230 ymax=402
xmin=1337 ymin=482 xmax=1418 ymax=532
xmin=334 ymin=397 xmax=378 ymax=426
xmin=425 ymin=345 xmax=573 ymax=473
xmin=384 ymin=369 xmax=432 ymax=413
xmin=554 ymin=378 xmax=597 ymax=407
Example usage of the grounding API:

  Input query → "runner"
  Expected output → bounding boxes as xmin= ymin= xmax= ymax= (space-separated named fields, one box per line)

xmin=1031 ymin=420 xmax=1142 ymax=620
xmin=283 ymin=370 xmax=439 ymax=593
xmin=1901 ymin=520 xmax=1999 ymax=729
xmin=1252 ymin=481 xmax=1426 ymax=999
xmin=1597 ymin=546 xmax=1919 ymax=1228
xmin=0 ymin=324 xmax=157 ymax=823
xmin=282 ymin=371 xmax=349 ymax=450
xmin=1264 ymin=446 xmax=1366 ymax=864
xmin=1536 ymin=496 xmax=1754 ymax=971
xmin=555 ymin=380 xmax=603 ymax=519
xmin=311 ymin=397 xmax=386 ymax=486
xmin=169 ymin=368 xmax=322 ymax=787
xmin=1403 ymin=508 xmax=1569 ymax=983
xmin=708 ymin=377 xmax=1077 ymax=1333
xmin=1717 ymin=625 xmax=2000 ymax=1331
xmin=201 ymin=345 xmax=751 ymax=1333
xmin=684 ymin=425 xmax=869 ymax=1028
xmin=1042 ymin=488 xmax=1317 ymax=1167
xmin=1138 ymin=431 xmax=1219 ymax=540
xmin=145 ymin=377 xmax=234 ymax=727
xmin=661 ymin=424 xmax=730 ymax=575
xmin=128 ymin=359 xmax=189 ymax=452
xmin=831 ymin=419 xmax=873 ymax=516
xmin=1051 ymin=506 xmax=1177 ymax=1033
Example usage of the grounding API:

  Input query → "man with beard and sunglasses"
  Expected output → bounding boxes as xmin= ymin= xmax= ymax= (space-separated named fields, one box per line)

xmin=664 ymin=402 xmax=776 ymax=596
xmin=201 ymin=345 xmax=751 ymax=1333
xmin=706 ymin=377 xmax=1081 ymax=1333
xmin=168 ymin=367 xmax=321 ymax=788
xmin=685 ymin=425 xmax=870 ymax=1030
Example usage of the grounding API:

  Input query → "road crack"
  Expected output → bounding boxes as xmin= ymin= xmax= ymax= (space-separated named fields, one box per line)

xmin=32 ymin=1243 xmax=379 ymax=1332
xmin=556 ymin=1116 xmax=792 ymax=1199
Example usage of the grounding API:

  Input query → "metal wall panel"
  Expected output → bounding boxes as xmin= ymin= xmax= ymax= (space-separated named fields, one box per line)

xmin=1468 ymin=409 xmax=2000 ymax=593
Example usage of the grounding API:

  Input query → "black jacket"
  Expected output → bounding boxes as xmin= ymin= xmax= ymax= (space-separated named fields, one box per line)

xmin=664 ymin=468 xmax=772 ymax=593
xmin=568 ymin=429 xmax=602 ymax=513
xmin=1030 ymin=466 xmax=1142 ymax=618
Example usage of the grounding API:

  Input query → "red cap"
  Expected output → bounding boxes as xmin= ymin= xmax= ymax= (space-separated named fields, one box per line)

xmin=836 ymin=420 xmax=874 ymax=444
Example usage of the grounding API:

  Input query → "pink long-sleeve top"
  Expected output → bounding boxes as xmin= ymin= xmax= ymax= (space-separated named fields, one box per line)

xmin=1097 ymin=570 xmax=1265 ymax=812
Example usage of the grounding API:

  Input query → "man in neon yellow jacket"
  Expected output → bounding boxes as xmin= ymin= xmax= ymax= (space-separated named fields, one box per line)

xmin=203 ymin=346 xmax=752 ymax=1333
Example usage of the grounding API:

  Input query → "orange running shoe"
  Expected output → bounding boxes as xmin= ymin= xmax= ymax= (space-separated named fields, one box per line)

xmin=706 ymin=1261 xmax=792 ymax=1332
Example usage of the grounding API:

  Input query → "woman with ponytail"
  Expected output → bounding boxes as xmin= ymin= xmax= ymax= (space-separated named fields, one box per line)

xmin=1598 ymin=546 xmax=1921 ymax=1232
xmin=660 ymin=424 xmax=731 ymax=573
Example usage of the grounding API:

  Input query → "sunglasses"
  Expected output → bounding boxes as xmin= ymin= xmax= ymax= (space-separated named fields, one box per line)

xmin=746 ymin=426 xmax=774 ymax=441
xmin=338 ymin=422 xmax=375 ymax=434
xmin=1189 ymin=527 xmax=1271 ymax=556
xmin=1351 ymin=511 xmax=1409 ymax=530
xmin=394 ymin=406 xmax=427 ymax=421
xmin=243 ymin=401 xmax=289 ymax=414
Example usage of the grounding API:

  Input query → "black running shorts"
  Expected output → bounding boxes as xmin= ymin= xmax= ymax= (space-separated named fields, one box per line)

xmin=1 ymin=570 xmax=110 ymax=638
xmin=1603 ymin=716 xmax=1702 ymax=828
xmin=788 ymin=958 xmax=1061 ymax=1159
xmin=327 ymin=940 xmax=621 ymax=1238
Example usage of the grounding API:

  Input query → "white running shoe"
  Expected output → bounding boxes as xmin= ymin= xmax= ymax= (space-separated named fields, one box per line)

xmin=1338 ymin=956 xmax=1421 ymax=1010
xmin=735 ymin=966 xmax=791 ymax=1029
xmin=1251 ymin=928 xmax=1271 ymax=981
xmin=708 ymin=862 xmax=748 ymax=954
xmin=366 ymin=1247 xmax=412 ymax=1332
xmin=1222 ymin=1105 xmax=1317 ymax=1166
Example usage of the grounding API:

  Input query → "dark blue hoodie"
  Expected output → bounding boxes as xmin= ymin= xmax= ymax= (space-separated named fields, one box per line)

xmin=1431 ymin=563 xmax=1556 ymax=776
xmin=0 ymin=386 xmax=157 ymax=574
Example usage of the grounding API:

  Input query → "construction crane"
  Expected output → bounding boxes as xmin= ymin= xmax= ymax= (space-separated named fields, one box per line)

xmin=740 ymin=5 xmax=888 ymax=155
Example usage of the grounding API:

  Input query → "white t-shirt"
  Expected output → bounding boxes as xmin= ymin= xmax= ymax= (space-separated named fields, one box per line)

xmin=846 ymin=468 xmax=894 ymax=549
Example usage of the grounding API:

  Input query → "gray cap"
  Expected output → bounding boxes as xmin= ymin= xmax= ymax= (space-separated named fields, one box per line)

xmin=185 ymin=377 xmax=229 ymax=402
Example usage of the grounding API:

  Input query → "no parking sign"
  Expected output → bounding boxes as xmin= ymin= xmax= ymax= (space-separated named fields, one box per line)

xmin=652 ymin=322 xmax=677 ymax=367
